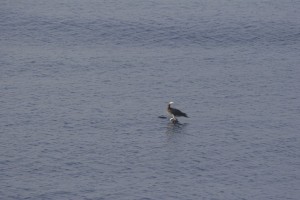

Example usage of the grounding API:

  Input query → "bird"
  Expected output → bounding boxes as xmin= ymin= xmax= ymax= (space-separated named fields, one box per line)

xmin=167 ymin=102 xmax=188 ymax=122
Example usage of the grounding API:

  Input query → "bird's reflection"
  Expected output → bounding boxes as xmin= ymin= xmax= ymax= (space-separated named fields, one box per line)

xmin=165 ymin=120 xmax=187 ymax=135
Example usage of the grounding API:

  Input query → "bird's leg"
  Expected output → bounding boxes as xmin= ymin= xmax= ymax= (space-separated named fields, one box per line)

xmin=173 ymin=115 xmax=178 ymax=120
xmin=170 ymin=114 xmax=177 ymax=122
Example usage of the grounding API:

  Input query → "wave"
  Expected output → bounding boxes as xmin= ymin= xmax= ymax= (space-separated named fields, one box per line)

xmin=2 ymin=13 xmax=299 ymax=48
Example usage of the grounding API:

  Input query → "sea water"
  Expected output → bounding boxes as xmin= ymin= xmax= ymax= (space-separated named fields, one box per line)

xmin=1 ymin=0 xmax=300 ymax=199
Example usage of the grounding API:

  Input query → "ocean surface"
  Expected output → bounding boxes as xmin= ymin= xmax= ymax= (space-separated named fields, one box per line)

xmin=1 ymin=0 xmax=300 ymax=199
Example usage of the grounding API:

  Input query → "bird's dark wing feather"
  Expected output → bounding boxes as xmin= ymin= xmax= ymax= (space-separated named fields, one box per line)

xmin=170 ymin=108 xmax=188 ymax=117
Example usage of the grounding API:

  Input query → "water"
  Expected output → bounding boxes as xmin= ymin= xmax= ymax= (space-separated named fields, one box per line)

xmin=1 ymin=0 xmax=300 ymax=199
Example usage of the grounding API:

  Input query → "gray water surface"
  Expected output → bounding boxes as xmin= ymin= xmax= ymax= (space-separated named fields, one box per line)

xmin=1 ymin=1 xmax=300 ymax=199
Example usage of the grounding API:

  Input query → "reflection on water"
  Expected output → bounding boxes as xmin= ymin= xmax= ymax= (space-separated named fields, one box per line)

xmin=165 ymin=121 xmax=188 ymax=135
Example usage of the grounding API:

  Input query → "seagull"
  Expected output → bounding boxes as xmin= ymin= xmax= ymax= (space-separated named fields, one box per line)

xmin=167 ymin=102 xmax=188 ymax=122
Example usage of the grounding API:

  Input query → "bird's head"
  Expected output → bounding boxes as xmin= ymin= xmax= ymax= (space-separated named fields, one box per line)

xmin=168 ymin=101 xmax=174 ymax=105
